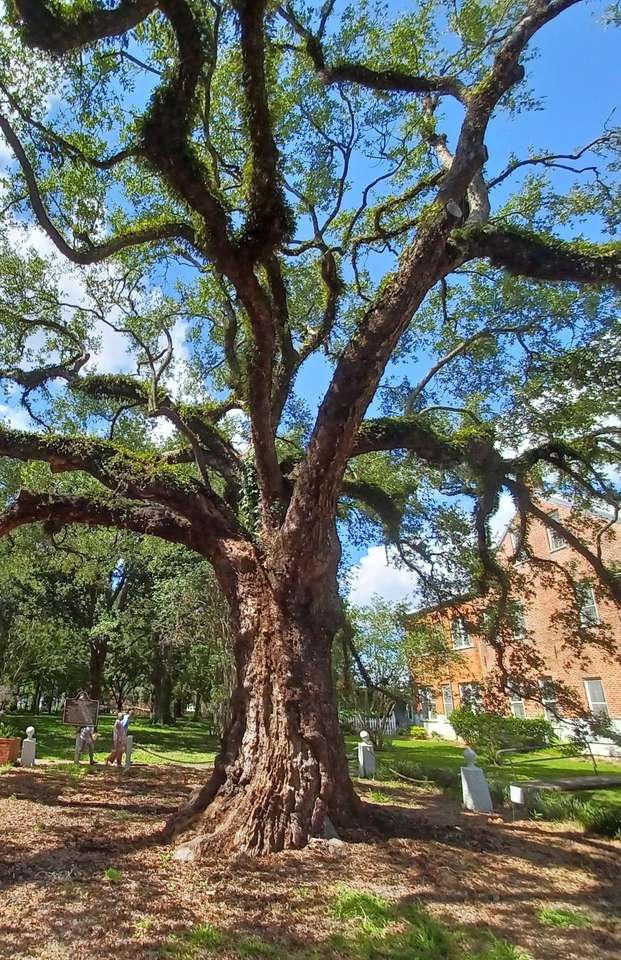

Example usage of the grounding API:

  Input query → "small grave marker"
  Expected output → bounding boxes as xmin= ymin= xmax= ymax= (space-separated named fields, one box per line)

xmin=358 ymin=730 xmax=376 ymax=779
xmin=21 ymin=726 xmax=36 ymax=767
xmin=461 ymin=748 xmax=493 ymax=813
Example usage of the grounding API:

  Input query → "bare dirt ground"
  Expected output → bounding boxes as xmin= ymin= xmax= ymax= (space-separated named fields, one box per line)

xmin=0 ymin=765 xmax=620 ymax=960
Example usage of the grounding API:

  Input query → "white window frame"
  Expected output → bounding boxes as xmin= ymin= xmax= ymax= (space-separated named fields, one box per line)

xmin=512 ymin=602 xmax=527 ymax=640
xmin=578 ymin=581 xmax=600 ymax=626
xmin=459 ymin=682 xmax=482 ymax=712
xmin=538 ymin=677 xmax=559 ymax=722
xmin=441 ymin=683 xmax=454 ymax=717
xmin=451 ymin=616 xmax=472 ymax=650
xmin=510 ymin=531 xmax=528 ymax=563
xmin=584 ymin=678 xmax=609 ymax=717
xmin=507 ymin=681 xmax=526 ymax=718
xmin=546 ymin=510 xmax=566 ymax=552
xmin=419 ymin=686 xmax=437 ymax=721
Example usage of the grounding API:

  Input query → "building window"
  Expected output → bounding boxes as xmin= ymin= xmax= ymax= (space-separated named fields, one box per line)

xmin=451 ymin=616 xmax=472 ymax=649
xmin=510 ymin=531 xmax=528 ymax=562
xmin=442 ymin=683 xmax=454 ymax=717
xmin=459 ymin=682 xmax=482 ymax=711
xmin=577 ymin=581 xmax=600 ymax=626
xmin=538 ymin=677 xmax=559 ymax=722
xmin=512 ymin=602 xmax=527 ymax=639
xmin=419 ymin=687 xmax=437 ymax=721
xmin=584 ymin=678 xmax=609 ymax=717
xmin=507 ymin=681 xmax=526 ymax=718
xmin=546 ymin=510 xmax=566 ymax=552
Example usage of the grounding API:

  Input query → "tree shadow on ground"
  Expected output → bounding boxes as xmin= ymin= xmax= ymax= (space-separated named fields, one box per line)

xmin=1 ymin=766 xmax=620 ymax=960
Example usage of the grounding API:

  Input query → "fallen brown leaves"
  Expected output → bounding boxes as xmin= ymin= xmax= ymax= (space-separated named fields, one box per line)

xmin=0 ymin=765 xmax=619 ymax=960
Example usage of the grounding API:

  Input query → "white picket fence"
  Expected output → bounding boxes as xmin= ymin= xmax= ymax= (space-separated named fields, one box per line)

xmin=351 ymin=713 xmax=399 ymax=734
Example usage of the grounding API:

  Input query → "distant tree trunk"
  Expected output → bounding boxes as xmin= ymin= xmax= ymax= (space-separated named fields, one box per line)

xmin=152 ymin=646 xmax=173 ymax=725
xmin=174 ymin=697 xmax=183 ymax=719
xmin=89 ymin=635 xmax=108 ymax=703
xmin=193 ymin=692 xmax=202 ymax=721
xmin=30 ymin=683 xmax=40 ymax=714
xmin=167 ymin=540 xmax=361 ymax=857
xmin=47 ymin=683 xmax=54 ymax=714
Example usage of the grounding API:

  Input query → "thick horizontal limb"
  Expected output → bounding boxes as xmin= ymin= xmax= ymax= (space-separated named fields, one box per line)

xmin=453 ymin=226 xmax=621 ymax=288
xmin=0 ymin=489 xmax=202 ymax=552
xmin=11 ymin=0 xmax=157 ymax=54
xmin=280 ymin=4 xmax=467 ymax=102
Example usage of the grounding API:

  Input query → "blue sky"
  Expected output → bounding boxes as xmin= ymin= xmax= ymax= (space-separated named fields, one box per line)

xmin=0 ymin=1 xmax=618 ymax=606
xmin=299 ymin=1 xmax=621 ymax=604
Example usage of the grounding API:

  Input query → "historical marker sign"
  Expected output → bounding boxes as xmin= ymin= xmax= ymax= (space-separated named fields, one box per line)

xmin=63 ymin=694 xmax=99 ymax=727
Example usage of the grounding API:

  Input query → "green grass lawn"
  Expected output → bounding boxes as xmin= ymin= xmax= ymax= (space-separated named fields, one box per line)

xmin=347 ymin=734 xmax=621 ymax=831
xmin=2 ymin=712 xmax=219 ymax=765
xmin=379 ymin=736 xmax=621 ymax=782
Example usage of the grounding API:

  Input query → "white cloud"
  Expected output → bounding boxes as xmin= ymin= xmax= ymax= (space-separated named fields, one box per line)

xmin=0 ymin=403 xmax=31 ymax=429
xmin=347 ymin=546 xmax=420 ymax=607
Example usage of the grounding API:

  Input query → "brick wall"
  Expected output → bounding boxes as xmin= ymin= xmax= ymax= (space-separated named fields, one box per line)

xmin=410 ymin=499 xmax=621 ymax=723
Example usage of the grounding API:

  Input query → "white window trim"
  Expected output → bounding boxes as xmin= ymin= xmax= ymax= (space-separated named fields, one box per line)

xmin=510 ymin=697 xmax=526 ymax=719
xmin=546 ymin=510 xmax=566 ymax=552
xmin=584 ymin=678 xmax=609 ymax=717
xmin=419 ymin=686 xmax=437 ymax=721
xmin=578 ymin=582 xmax=600 ymax=626
xmin=538 ymin=677 xmax=559 ymax=721
xmin=459 ymin=682 xmax=482 ymax=710
xmin=441 ymin=683 xmax=454 ymax=717
xmin=510 ymin=531 xmax=528 ymax=563
xmin=451 ymin=616 xmax=473 ymax=650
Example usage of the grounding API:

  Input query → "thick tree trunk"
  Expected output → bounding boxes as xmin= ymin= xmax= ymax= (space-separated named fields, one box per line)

xmin=167 ymin=543 xmax=362 ymax=857
xmin=31 ymin=683 xmax=40 ymax=714
xmin=193 ymin=692 xmax=202 ymax=721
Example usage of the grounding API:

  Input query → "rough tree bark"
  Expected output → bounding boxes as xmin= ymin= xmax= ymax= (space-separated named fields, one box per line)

xmin=166 ymin=538 xmax=362 ymax=857
xmin=0 ymin=0 xmax=618 ymax=860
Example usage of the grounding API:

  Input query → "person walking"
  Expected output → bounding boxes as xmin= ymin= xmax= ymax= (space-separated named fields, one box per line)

xmin=106 ymin=712 xmax=127 ymax=766
xmin=77 ymin=725 xmax=96 ymax=765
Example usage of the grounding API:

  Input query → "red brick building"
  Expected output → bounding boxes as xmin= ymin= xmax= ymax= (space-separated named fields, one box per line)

xmin=409 ymin=498 xmax=621 ymax=755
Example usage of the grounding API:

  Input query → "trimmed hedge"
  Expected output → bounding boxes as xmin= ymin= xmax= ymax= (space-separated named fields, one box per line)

xmin=449 ymin=708 xmax=553 ymax=760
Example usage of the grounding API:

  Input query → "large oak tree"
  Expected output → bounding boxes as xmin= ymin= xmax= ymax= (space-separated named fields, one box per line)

xmin=0 ymin=0 xmax=619 ymax=855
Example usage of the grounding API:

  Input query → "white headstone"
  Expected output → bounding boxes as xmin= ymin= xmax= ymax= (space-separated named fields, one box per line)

xmin=21 ymin=729 xmax=36 ymax=767
xmin=358 ymin=731 xmax=376 ymax=779
xmin=461 ymin=748 xmax=493 ymax=813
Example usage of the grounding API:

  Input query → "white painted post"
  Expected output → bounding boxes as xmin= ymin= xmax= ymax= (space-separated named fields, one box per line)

xmin=460 ymin=748 xmax=493 ymax=813
xmin=357 ymin=731 xmax=376 ymax=779
xmin=21 ymin=726 xmax=36 ymax=768
xmin=124 ymin=734 xmax=133 ymax=771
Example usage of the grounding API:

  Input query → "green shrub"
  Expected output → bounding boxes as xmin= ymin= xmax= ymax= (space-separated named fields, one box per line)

xmin=529 ymin=791 xmax=621 ymax=837
xmin=577 ymin=800 xmax=621 ymax=836
xmin=409 ymin=725 xmax=427 ymax=739
xmin=0 ymin=720 xmax=18 ymax=738
xmin=450 ymin=708 xmax=553 ymax=760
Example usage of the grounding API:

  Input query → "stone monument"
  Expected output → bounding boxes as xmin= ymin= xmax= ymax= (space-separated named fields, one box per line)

xmin=358 ymin=730 xmax=376 ymax=779
xmin=21 ymin=726 xmax=36 ymax=768
xmin=461 ymin=747 xmax=493 ymax=813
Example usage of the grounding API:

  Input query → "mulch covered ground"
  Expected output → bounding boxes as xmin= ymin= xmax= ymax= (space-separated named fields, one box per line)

xmin=0 ymin=764 xmax=620 ymax=960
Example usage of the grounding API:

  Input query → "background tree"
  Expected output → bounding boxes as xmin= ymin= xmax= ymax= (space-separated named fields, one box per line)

xmin=0 ymin=0 xmax=618 ymax=855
